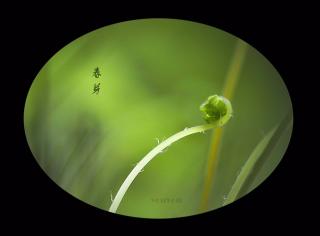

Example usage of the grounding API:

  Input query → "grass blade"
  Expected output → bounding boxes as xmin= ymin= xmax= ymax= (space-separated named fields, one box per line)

xmin=223 ymin=110 xmax=293 ymax=206
xmin=222 ymin=126 xmax=277 ymax=206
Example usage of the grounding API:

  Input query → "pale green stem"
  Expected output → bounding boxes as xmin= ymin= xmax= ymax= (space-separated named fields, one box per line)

xmin=109 ymin=123 xmax=216 ymax=213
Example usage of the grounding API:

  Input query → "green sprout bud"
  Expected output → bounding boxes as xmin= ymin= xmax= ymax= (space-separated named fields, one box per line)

xmin=110 ymin=94 xmax=233 ymax=213
xmin=200 ymin=95 xmax=233 ymax=126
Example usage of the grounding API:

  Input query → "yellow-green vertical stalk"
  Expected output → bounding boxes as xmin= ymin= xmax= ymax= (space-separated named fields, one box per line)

xmin=200 ymin=40 xmax=248 ymax=211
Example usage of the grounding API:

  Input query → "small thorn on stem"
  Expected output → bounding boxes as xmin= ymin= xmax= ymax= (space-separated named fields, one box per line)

xmin=110 ymin=192 xmax=114 ymax=203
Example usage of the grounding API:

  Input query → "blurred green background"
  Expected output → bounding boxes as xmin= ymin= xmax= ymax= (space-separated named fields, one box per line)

xmin=24 ymin=19 xmax=293 ymax=218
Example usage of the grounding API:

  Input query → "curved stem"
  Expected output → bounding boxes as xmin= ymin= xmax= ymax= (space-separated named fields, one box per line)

xmin=109 ymin=123 xmax=216 ymax=213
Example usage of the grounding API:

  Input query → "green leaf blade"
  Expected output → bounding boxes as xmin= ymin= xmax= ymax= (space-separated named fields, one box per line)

xmin=223 ymin=110 xmax=293 ymax=206
xmin=223 ymin=126 xmax=277 ymax=205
